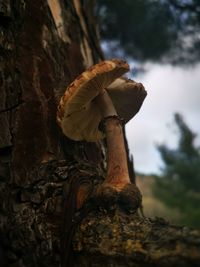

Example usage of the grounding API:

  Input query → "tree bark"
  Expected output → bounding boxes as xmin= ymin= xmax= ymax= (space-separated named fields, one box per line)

xmin=0 ymin=1 xmax=200 ymax=267
xmin=0 ymin=0 xmax=102 ymax=266
xmin=73 ymin=209 xmax=200 ymax=267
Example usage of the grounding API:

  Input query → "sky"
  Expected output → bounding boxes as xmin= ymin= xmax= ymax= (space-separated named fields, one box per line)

xmin=126 ymin=62 xmax=200 ymax=175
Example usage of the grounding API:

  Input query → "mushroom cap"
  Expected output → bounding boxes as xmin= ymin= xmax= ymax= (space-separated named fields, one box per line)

xmin=107 ymin=77 xmax=147 ymax=123
xmin=57 ymin=59 xmax=130 ymax=141
xmin=57 ymin=60 xmax=147 ymax=142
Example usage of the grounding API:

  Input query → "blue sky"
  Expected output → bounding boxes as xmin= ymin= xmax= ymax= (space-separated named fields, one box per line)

xmin=126 ymin=62 xmax=200 ymax=174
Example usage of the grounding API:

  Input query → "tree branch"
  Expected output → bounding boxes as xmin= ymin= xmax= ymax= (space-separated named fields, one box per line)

xmin=73 ymin=209 xmax=200 ymax=267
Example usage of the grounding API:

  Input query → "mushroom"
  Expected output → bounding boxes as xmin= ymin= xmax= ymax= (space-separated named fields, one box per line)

xmin=57 ymin=59 xmax=147 ymax=212
xmin=107 ymin=77 xmax=147 ymax=123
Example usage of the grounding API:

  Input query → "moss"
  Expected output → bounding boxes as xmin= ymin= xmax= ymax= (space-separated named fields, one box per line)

xmin=73 ymin=209 xmax=200 ymax=267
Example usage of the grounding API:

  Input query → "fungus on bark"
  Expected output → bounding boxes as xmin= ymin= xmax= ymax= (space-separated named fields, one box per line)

xmin=57 ymin=59 xmax=147 ymax=213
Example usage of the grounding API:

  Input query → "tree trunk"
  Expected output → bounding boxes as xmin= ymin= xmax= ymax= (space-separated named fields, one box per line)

xmin=0 ymin=1 xmax=199 ymax=267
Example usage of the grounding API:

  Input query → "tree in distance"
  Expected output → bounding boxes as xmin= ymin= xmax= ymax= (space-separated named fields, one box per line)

xmin=153 ymin=113 xmax=200 ymax=228
xmin=98 ymin=0 xmax=200 ymax=64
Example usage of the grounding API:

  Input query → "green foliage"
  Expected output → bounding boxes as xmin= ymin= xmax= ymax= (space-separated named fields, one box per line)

xmin=98 ymin=0 xmax=200 ymax=64
xmin=153 ymin=113 xmax=200 ymax=228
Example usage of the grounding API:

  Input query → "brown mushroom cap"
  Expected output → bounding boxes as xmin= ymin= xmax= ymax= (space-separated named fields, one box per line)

xmin=107 ymin=77 xmax=147 ymax=123
xmin=57 ymin=59 xmax=146 ymax=142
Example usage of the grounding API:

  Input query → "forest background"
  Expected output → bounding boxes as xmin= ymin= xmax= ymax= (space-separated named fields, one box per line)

xmin=98 ymin=0 xmax=200 ymax=228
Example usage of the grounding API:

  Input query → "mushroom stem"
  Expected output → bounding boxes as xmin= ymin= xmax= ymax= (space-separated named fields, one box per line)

xmin=105 ymin=117 xmax=130 ymax=190
xmin=96 ymin=90 xmax=130 ymax=190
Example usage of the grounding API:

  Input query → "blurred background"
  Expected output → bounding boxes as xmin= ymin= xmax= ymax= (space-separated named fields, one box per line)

xmin=97 ymin=0 xmax=200 ymax=228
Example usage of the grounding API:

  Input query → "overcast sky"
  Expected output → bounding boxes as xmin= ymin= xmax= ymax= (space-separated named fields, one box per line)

xmin=126 ymin=62 xmax=200 ymax=175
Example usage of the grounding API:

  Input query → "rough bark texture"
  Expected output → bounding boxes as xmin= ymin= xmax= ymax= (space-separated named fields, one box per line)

xmin=0 ymin=0 xmax=102 ymax=266
xmin=0 ymin=1 xmax=200 ymax=267
xmin=73 ymin=210 xmax=200 ymax=267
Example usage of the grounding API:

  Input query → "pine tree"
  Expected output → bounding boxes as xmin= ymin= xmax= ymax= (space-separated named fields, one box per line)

xmin=154 ymin=113 xmax=200 ymax=228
